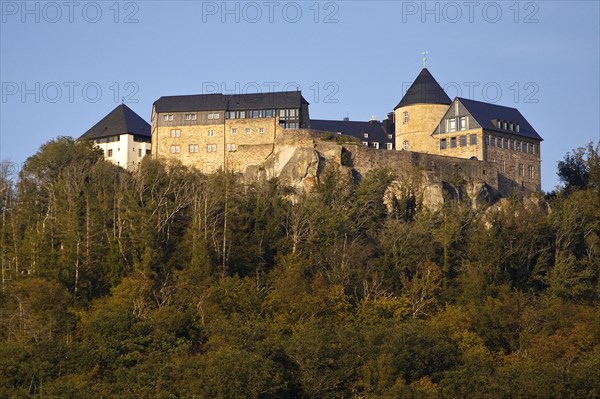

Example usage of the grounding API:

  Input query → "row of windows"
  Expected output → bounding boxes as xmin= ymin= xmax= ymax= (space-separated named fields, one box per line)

xmin=490 ymin=159 xmax=535 ymax=178
xmin=440 ymin=134 xmax=477 ymax=150
xmin=106 ymin=148 xmax=150 ymax=157
xmin=361 ymin=142 xmax=394 ymax=150
xmin=485 ymin=135 xmax=535 ymax=154
xmin=447 ymin=116 xmax=468 ymax=132
xmin=163 ymin=112 xmax=220 ymax=122
xmin=170 ymin=127 xmax=266 ymax=138
xmin=495 ymin=120 xmax=520 ymax=132
xmin=226 ymin=109 xmax=297 ymax=119
xmin=170 ymin=144 xmax=237 ymax=154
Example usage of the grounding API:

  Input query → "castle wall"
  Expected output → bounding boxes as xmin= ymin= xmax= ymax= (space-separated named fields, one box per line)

xmin=346 ymin=144 xmax=498 ymax=190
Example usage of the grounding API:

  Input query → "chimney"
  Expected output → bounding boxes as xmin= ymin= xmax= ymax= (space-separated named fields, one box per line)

xmin=343 ymin=117 xmax=349 ymax=122
xmin=387 ymin=112 xmax=394 ymax=122
xmin=370 ymin=115 xmax=377 ymax=123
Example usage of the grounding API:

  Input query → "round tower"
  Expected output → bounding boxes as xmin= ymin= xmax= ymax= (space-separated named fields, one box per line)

xmin=394 ymin=68 xmax=451 ymax=153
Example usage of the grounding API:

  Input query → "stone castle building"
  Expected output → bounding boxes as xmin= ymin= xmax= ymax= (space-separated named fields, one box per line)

xmin=151 ymin=91 xmax=309 ymax=173
xmin=80 ymin=68 xmax=543 ymax=193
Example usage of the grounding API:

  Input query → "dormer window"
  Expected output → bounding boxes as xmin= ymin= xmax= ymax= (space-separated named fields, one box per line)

xmin=496 ymin=120 xmax=501 ymax=128
xmin=185 ymin=113 xmax=197 ymax=121
xmin=502 ymin=121 xmax=507 ymax=130
xmin=363 ymin=133 xmax=369 ymax=138
xmin=448 ymin=118 xmax=457 ymax=132
xmin=516 ymin=124 xmax=520 ymax=133
xmin=459 ymin=116 xmax=468 ymax=131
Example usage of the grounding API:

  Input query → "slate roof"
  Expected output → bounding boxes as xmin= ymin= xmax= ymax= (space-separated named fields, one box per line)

xmin=154 ymin=91 xmax=309 ymax=113
xmin=394 ymin=68 xmax=452 ymax=109
xmin=457 ymin=97 xmax=543 ymax=141
xmin=310 ymin=119 xmax=392 ymax=144
xmin=79 ymin=104 xmax=150 ymax=140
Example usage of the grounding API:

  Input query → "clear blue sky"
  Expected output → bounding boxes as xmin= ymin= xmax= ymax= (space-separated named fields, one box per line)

xmin=1 ymin=0 xmax=599 ymax=191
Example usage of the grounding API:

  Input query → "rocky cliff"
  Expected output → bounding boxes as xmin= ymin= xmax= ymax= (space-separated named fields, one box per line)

xmin=241 ymin=130 xmax=518 ymax=209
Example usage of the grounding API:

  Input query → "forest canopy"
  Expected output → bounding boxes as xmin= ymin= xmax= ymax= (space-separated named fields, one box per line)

xmin=0 ymin=137 xmax=599 ymax=398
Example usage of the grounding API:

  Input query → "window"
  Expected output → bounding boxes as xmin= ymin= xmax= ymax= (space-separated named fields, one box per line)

xmin=460 ymin=136 xmax=467 ymax=147
xmin=485 ymin=135 xmax=490 ymax=145
xmin=440 ymin=139 xmax=447 ymax=150
xmin=372 ymin=142 xmax=379 ymax=149
xmin=289 ymin=109 xmax=297 ymax=117
xmin=189 ymin=144 xmax=199 ymax=153
xmin=403 ymin=111 xmax=409 ymax=124
xmin=207 ymin=144 xmax=217 ymax=153
xmin=362 ymin=142 xmax=368 ymax=147
xmin=403 ymin=140 xmax=409 ymax=151
xmin=246 ymin=128 xmax=251 ymax=134
xmin=502 ymin=121 xmax=507 ymax=130
xmin=386 ymin=143 xmax=393 ymax=150
xmin=170 ymin=129 xmax=181 ymax=138
xmin=470 ymin=134 xmax=477 ymax=145
xmin=448 ymin=118 xmax=457 ymax=132
xmin=516 ymin=124 xmax=520 ymax=133
xmin=146 ymin=149 xmax=151 ymax=155
xmin=138 ymin=148 xmax=142 ymax=157
xmin=239 ymin=111 xmax=246 ymax=119
xmin=516 ymin=141 xmax=522 ymax=152
xmin=231 ymin=128 xmax=237 ymax=135
xmin=184 ymin=113 xmax=197 ymax=121
xmin=497 ymin=120 xmax=502 ymax=128
xmin=528 ymin=165 xmax=534 ymax=178
xmin=107 ymin=149 xmax=113 ymax=157
xmin=491 ymin=136 xmax=496 ymax=146
xmin=528 ymin=143 xmax=534 ymax=154
xmin=363 ymin=133 xmax=369 ymax=138
xmin=170 ymin=145 xmax=180 ymax=154
xmin=163 ymin=114 xmax=173 ymax=121
xmin=518 ymin=163 xmax=525 ymax=177
xmin=387 ymin=134 xmax=393 ymax=140
xmin=459 ymin=116 xmax=468 ymax=130
xmin=226 ymin=143 xmax=236 ymax=152
xmin=503 ymin=138 xmax=508 ymax=149
xmin=450 ymin=137 xmax=457 ymax=148
xmin=207 ymin=113 xmax=220 ymax=120
xmin=510 ymin=140 xmax=515 ymax=150
xmin=509 ymin=123 xmax=514 ymax=131
xmin=259 ymin=128 xmax=265 ymax=134
xmin=207 ymin=130 xmax=215 ymax=137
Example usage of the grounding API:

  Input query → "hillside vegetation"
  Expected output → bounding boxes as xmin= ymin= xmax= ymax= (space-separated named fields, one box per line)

xmin=1 ymin=137 xmax=599 ymax=398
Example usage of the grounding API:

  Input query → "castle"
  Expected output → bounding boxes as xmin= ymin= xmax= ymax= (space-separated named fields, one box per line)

xmin=79 ymin=68 xmax=543 ymax=193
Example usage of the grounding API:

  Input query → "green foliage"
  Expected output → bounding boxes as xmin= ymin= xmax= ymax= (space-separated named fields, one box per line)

xmin=1 ymin=138 xmax=600 ymax=397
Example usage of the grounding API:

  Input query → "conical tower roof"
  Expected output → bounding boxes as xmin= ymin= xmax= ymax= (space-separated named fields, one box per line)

xmin=394 ymin=68 xmax=452 ymax=110
xmin=79 ymin=104 xmax=150 ymax=140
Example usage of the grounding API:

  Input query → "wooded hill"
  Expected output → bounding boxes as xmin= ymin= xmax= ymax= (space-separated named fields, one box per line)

xmin=1 ymin=137 xmax=599 ymax=398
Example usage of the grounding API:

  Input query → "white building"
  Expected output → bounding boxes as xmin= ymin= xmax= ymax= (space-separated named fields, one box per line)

xmin=79 ymin=104 xmax=151 ymax=169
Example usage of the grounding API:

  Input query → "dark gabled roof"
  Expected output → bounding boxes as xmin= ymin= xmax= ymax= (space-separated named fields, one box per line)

xmin=310 ymin=119 xmax=392 ymax=143
xmin=79 ymin=104 xmax=150 ymax=140
xmin=457 ymin=97 xmax=543 ymax=141
xmin=153 ymin=91 xmax=309 ymax=113
xmin=394 ymin=68 xmax=452 ymax=109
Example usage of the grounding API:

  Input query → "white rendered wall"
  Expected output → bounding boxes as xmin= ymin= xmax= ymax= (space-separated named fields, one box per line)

xmin=94 ymin=134 xmax=151 ymax=170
